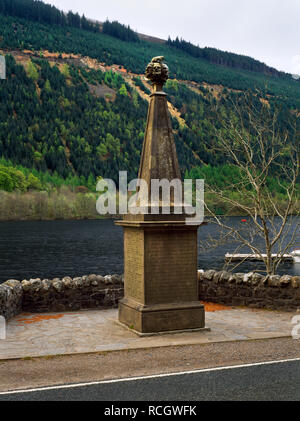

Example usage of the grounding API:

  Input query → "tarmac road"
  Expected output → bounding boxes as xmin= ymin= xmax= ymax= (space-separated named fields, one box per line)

xmin=1 ymin=358 xmax=300 ymax=401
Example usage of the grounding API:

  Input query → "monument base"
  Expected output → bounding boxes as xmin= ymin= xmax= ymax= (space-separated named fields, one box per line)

xmin=119 ymin=297 xmax=205 ymax=334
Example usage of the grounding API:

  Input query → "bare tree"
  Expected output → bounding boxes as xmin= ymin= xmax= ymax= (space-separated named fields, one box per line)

xmin=203 ymin=93 xmax=299 ymax=275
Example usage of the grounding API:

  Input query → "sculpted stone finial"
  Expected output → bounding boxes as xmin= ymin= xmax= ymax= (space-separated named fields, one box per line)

xmin=145 ymin=56 xmax=169 ymax=90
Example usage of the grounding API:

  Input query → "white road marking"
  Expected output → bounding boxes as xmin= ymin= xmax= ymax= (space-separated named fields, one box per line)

xmin=1 ymin=357 xmax=300 ymax=395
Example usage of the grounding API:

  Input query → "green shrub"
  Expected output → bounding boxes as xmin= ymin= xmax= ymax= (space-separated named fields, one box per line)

xmin=0 ymin=165 xmax=27 ymax=192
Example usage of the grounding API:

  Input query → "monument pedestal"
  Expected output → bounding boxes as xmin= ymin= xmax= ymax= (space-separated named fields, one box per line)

xmin=116 ymin=220 xmax=205 ymax=334
xmin=119 ymin=298 xmax=205 ymax=335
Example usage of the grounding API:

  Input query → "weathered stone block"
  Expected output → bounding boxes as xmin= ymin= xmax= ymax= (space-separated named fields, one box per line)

xmin=204 ymin=270 xmax=216 ymax=281
xmin=280 ymin=275 xmax=291 ymax=287
xmin=291 ymin=277 xmax=300 ymax=288
xmin=0 ymin=280 xmax=22 ymax=319
xmin=251 ymin=273 xmax=264 ymax=286
xmin=219 ymin=271 xmax=231 ymax=283
xmin=269 ymin=275 xmax=281 ymax=287
xmin=235 ymin=274 xmax=244 ymax=285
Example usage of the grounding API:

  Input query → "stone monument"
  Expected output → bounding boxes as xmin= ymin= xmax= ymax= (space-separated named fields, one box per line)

xmin=116 ymin=57 xmax=205 ymax=334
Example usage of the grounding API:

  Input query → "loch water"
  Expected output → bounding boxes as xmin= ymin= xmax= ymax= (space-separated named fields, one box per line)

xmin=0 ymin=217 xmax=299 ymax=283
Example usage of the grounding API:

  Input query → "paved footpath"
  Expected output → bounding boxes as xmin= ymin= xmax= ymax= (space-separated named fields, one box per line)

xmin=0 ymin=304 xmax=297 ymax=360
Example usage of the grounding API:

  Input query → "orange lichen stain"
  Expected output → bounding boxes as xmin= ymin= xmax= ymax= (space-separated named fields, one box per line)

xmin=201 ymin=301 xmax=232 ymax=312
xmin=16 ymin=314 xmax=64 ymax=324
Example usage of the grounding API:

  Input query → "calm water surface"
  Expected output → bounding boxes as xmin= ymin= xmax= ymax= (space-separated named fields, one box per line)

xmin=0 ymin=217 xmax=299 ymax=283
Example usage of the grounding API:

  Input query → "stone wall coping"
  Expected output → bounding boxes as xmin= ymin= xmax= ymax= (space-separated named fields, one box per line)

xmin=197 ymin=269 xmax=300 ymax=288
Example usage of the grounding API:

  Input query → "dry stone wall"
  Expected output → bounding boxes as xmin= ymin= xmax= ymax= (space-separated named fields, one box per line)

xmin=198 ymin=270 xmax=300 ymax=311
xmin=0 ymin=280 xmax=23 ymax=319
xmin=0 ymin=274 xmax=123 ymax=319
xmin=1 ymin=270 xmax=300 ymax=320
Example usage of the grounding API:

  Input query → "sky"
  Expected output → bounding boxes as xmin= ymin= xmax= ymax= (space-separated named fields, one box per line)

xmin=48 ymin=0 xmax=300 ymax=75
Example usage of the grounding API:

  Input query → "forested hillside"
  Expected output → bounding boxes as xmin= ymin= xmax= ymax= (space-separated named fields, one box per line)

xmin=166 ymin=37 xmax=286 ymax=78
xmin=1 ymin=9 xmax=300 ymax=106
xmin=0 ymin=54 xmax=199 ymax=186
xmin=1 ymin=0 xmax=298 ymax=79
xmin=0 ymin=0 xmax=299 ymax=219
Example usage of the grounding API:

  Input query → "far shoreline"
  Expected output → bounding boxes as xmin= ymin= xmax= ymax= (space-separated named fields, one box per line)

xmin=0 ymin=215 xmax=298 ymax=223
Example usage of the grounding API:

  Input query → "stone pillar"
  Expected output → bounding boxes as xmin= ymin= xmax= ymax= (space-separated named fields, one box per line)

xmin=115 ymin=57 xmax=205 ymax=334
